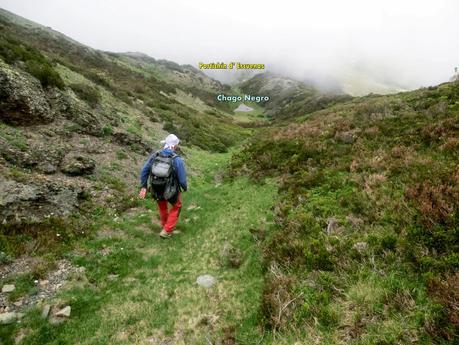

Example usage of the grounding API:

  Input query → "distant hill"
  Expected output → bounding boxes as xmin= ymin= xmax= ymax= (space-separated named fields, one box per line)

xmin=240 ymin=72 xmax=352 ymax=119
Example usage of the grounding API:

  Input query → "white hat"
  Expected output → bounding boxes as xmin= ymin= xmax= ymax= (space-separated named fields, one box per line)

xmin=161 ymin=134 xmax=180 ymax=149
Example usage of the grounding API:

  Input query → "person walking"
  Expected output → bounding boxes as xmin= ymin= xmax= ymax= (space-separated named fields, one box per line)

xmin=139 ymin=134 xmax=187 ymax=238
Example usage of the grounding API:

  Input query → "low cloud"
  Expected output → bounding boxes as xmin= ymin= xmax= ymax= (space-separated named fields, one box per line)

xmin=1 ymin=0 xmax=458 ymax=92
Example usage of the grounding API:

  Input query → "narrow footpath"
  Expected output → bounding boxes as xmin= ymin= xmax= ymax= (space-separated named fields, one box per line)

xmin=15 ymin=148 xmax=276 ymax=345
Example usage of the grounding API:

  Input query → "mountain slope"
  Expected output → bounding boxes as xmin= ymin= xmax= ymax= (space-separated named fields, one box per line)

xmin=0 ymin=7 xmax=249 ymax=247
xmin=230 ymin=81 xmax=459 ymax=343
xmin=240 ymin=72 xmax=352 ymax=119
xmin=0 ymin=8 xmax=245 ymax=151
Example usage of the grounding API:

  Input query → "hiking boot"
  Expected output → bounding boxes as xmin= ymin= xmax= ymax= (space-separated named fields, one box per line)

xmin=159 ymin=229 xmax=171 ymax=239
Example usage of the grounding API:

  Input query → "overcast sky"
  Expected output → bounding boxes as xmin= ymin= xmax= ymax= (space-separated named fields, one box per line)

xmin=0 ymin=0 xmax=458 ymax=90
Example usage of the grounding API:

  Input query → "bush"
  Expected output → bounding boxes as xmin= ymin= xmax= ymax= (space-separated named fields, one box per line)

xmin=163 ymin=121 xmax=177 ymax=133
xmin=0 ymin=35 xmax=64 ymax=89
xmin=70 ymin=83 xmax=101 ymax=107
xmin=102 ymin=124 xmax=113 ymax=136
xmin=25 ymin=60 xmax=64 ymax=89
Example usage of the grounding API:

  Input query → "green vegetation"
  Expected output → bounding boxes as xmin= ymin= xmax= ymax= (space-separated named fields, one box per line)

xmin=1 ymin=7 xmax=458 ymax=345
xmin=69 ymin=83 xmax=101 ymax=108
xmin=229 ymin=81 xmax=459 ymax=343
xmin=0 ymin=10 xmax=248 ymax=153
xmin=0 ymin=33 xmax=64 ymax=89
xmin=0 ymin=150 xmax=276 ymax=344
xmin=0 ymin=123 xmax=28 ymax=150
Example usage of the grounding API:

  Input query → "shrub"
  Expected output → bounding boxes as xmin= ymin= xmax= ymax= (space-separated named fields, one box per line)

xmin=25 ymin=60 xmax=64 ymax=89
xmin=102 ymin=124 xmax=113 ymax=136
xmin=69 ymin=83 xmax=101 ymax=107
xmin=0 ymin=35 xmax=64 ymax=89
xmin=163 ymin=121 xmax=177 ymax=133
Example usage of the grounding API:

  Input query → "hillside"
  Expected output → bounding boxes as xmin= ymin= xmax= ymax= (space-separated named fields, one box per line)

xmin=0 ymin=2 xmax=261 ymax=238
xmin=230 ymin=81 xmax=459 ymax=343
xmin=240 ymin=72 xmax=352 ymax=119
xmin=0 ymin=6 xmax=252 ymax=230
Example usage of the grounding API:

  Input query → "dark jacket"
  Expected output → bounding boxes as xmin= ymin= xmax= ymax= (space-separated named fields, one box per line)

xmin=140 ymin=148 xmax=187 ymax=191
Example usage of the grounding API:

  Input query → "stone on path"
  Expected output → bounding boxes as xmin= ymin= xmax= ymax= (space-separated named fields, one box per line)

xmin=41 ymin=305 xmax=51 ymax=319
xmin=39 ymin=280 xmax=49 ymax=287
xmin=55 ymin=306 xmax=71 ymax=317
xmin=2 ymin=284 xmax=15 ymax=293
xmin=196 ymin=274 xmax=216 ymax=288
xmin=107 ymin=274 xmax=119 ymax=281
xmin=0 ymin=312 xmax=24 ymax=324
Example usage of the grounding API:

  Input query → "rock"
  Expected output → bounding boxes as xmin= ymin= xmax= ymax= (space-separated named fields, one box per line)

xmin=14 ymin=328 xmax=30 ymax=344
xmin=14 ymin=328 xmax=31 ymax=345
xmin=0 ymin=141 xmax=66 ymax=172
xmin=41 ymin=163 xmax=58 ymax=174
xmin=48 ymin=90 xmax=104 ymax=136
xmin=353 ymin=242 xmax=368 ymax=253
xmin=39 ymin=280 xmax=49 ymax=287
xmin=112 ymin=131 xmax=151 ymax=154
xmin=55 ymin=305 xmax=71 ymax=317
xmin=0 ymin=312 xmax=23 ymax=324
xmin=61 ymin=154 xmax=95 ymax=176
xmin=346 ymin=214 xmax=364 ymax=229
xmin=2 ymin=284 xmax=15 ymax=293
xmin=41 ymin=305 xmax=51 ymax=319
xmin=196 ymin=274 xmax=216 ymax=288
xmin=107 ymin=274 xmax=119 ymax=281
xmin=13 ymin=299 xmax=23 ymax=307
xmin=0 ymin=178 xmax=83 ymax=226
xmin=326 ymin=218 xmax=338 ymax=234
xmin=75 ymin=266 xmax=86 ymax=273
xmin=0 ymin=60 xmax=53 ymax=126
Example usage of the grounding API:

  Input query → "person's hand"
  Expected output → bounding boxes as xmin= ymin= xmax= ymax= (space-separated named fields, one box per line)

xmin=139 ymin=188 xmax=147 ymax=199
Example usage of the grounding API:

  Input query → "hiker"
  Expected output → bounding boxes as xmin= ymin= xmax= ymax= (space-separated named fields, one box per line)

xmin=139 ymin=134 xmax=187 ymax=238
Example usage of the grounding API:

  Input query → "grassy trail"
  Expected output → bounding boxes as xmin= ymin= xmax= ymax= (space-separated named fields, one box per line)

xmin=13 ymin=149 xmax=276 ymax=344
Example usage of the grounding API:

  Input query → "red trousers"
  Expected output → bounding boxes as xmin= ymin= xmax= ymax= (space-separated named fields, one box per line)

xmin=157 ymin=193 xmax=182 ymax=233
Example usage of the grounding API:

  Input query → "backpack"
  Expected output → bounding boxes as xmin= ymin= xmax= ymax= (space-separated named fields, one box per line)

xmin=149 ymin=151 xmax=179 ymax=201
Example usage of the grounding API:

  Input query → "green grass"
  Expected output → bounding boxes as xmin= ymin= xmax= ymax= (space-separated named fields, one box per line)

xmin=1 ymin=148 xmax=276 ymax=344
xmin=0 ymin=123 xmax=29 ymax=151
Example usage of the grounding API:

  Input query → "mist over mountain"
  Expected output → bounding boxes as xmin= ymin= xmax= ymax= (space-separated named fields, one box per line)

xmin=0 ymin=0 xmax=458 ymax=96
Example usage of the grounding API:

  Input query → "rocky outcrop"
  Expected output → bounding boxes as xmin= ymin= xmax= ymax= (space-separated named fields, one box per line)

xmin=60 ymin=154 xmax=95 ymax=176
xmin=0 ymin=178 xmax=84 ymax=225
xmin=0 ymin=143 xmax=66 ymax=174
xmin=47 ymin=90 xmax=104 ymax=136
xmin=0 ymin=60 xmax=53 ymax=126
xmin=112 ymin=131 xmax=151 ymax=154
